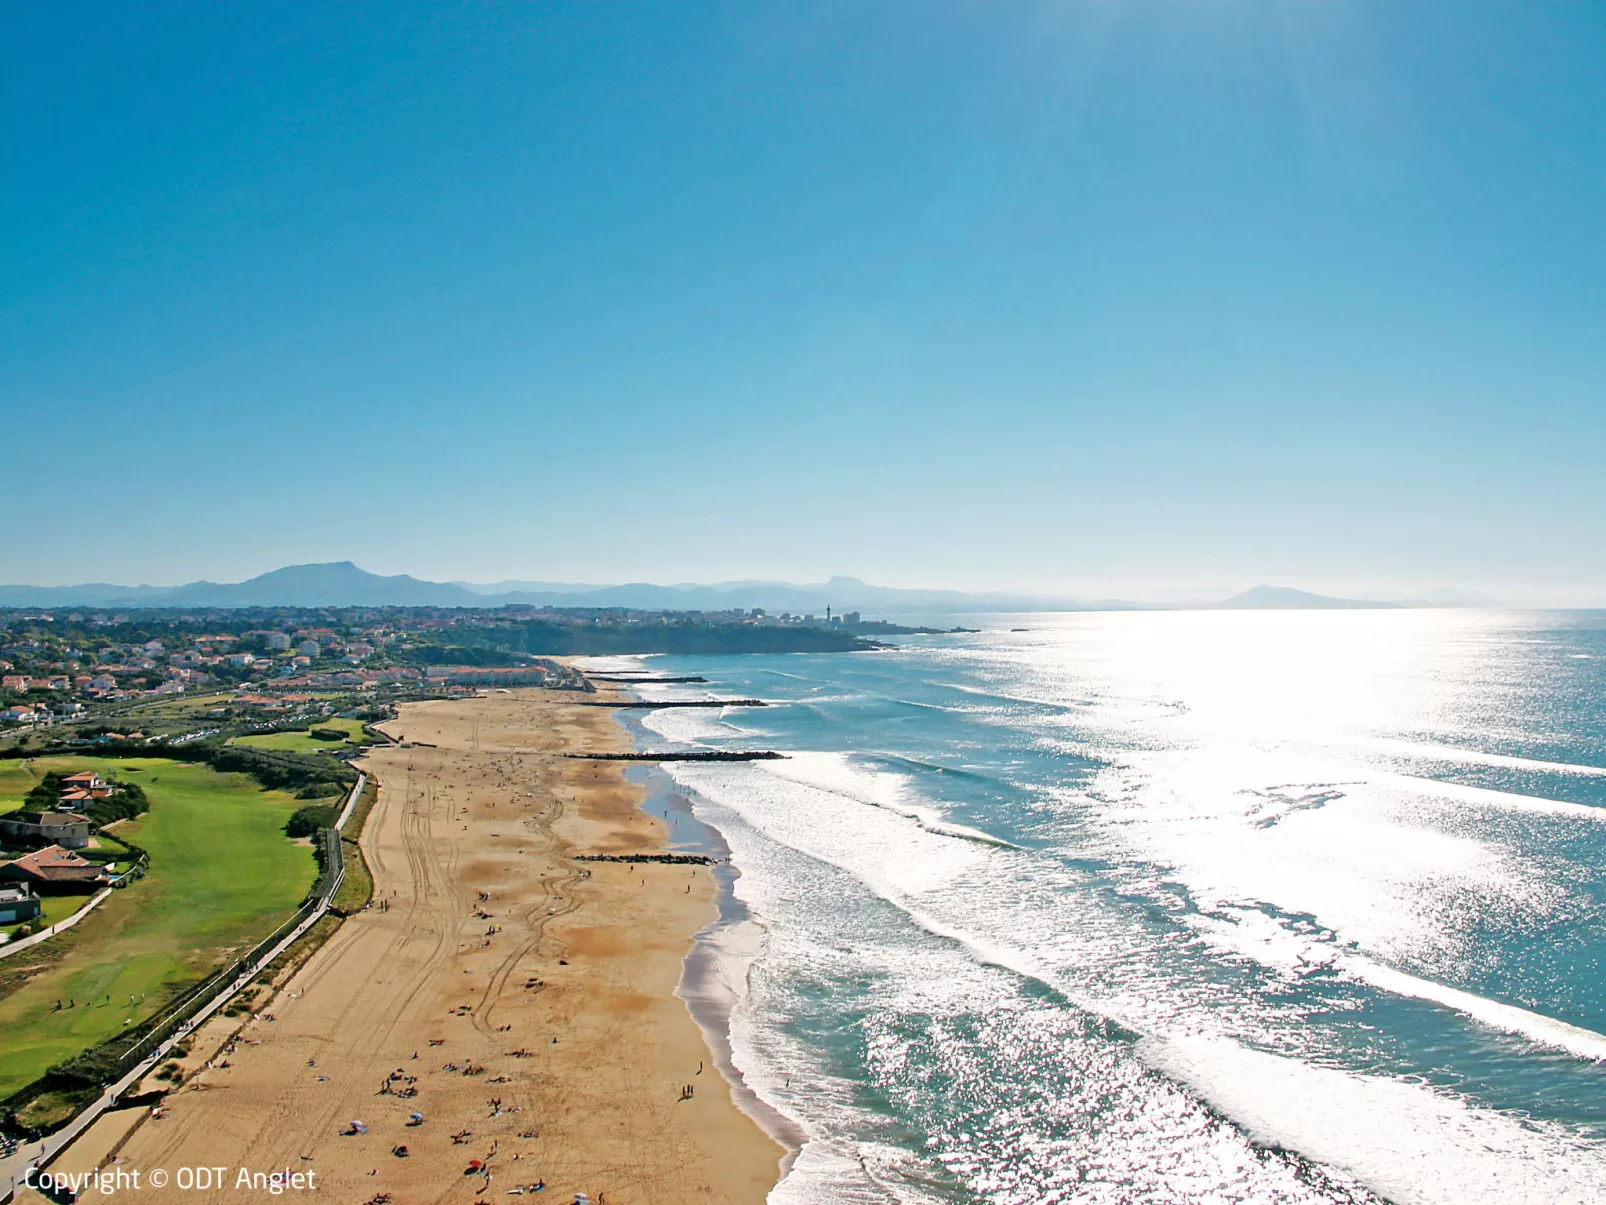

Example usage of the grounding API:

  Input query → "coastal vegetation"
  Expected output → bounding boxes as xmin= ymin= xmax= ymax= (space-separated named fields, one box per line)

xmin=328 ymin=777 xmax=378 ymax=916
xmin=284 ymin=803 xmax=339 ymax=838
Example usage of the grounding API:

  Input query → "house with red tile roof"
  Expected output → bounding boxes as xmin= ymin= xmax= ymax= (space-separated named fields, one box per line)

xmin=0 ymin=845 xmax=107 ymax=893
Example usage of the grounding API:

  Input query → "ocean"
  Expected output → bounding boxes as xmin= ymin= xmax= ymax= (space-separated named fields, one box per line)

xmin=588 ymin=608 xmax=1606 ymax=1204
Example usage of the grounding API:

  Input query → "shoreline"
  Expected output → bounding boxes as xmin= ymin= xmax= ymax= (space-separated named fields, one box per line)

xmin=596 ymin=671 xmax=809 ymax=1175
xmin=613 ymin=737 xmax=809 ymax=1172
xmin=68 ymin=687 xmax=782 ymax=1205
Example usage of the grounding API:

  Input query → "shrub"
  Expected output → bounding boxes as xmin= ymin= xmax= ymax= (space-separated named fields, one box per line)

xmin=82 ymin=780 xmax=149 ymax=828
xmin=308 ymin=728 xmax=346 ymax=742
xmin=25 ymin=772 xmax=64 ymax=809
xmin=285 ymin=805 xmax=339 ymax=838
xmin=209 ymin=746 xmax=353 ymax=797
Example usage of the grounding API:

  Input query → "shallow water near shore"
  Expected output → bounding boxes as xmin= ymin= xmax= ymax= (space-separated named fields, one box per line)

xmin=586 ymin=609 xmax=1606 ymax=1204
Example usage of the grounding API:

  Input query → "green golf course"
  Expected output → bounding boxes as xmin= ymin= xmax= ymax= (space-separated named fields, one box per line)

xmin=0 ymin=757 xmax=319 ymax=1098
xmin=229 ymin=715 xmax=370 ymax=754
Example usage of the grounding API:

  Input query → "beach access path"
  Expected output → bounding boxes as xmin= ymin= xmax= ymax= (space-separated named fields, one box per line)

xmin=75 ymin=689 xmax=781 ymax=1205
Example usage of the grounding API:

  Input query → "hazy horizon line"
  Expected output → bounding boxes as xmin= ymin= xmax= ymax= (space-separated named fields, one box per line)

xmin=4 ymin=560 xmax=1606 ymax=609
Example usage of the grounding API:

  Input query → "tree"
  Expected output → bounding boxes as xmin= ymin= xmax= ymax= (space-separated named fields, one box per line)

xmin=285 ymin=805 xmax=339 ymax=838
xmin=25 ymin=773 xmax=64 ymax=810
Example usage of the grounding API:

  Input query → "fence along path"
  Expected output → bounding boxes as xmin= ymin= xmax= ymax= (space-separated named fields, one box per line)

xmin=0 ymin=771 xmax=366 ymax=1202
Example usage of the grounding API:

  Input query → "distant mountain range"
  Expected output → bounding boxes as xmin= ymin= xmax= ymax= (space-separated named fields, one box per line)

xmin=1209 ymin=585 xmax=1393 ymax=610
xmin=0 ymin=562 xmax=480 ymax=610
xmin=459 ymin=574 xmax=1108 ymax=614
xmin=0 ymin=563 xmax=1500 ymax=613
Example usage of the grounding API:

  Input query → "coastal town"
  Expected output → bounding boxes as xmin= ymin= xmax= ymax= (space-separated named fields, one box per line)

xmin=0 ymin=606 xmax=586 ymax=736
xmin=0 ymin=603 xmax=921 ymax=741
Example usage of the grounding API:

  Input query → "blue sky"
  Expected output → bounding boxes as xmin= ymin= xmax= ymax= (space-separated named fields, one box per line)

xmin=5 ymin=2 xmax=1605 ymax=602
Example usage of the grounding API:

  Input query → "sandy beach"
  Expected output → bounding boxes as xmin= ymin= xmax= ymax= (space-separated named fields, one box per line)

xmin=61 ymin=687 xmax=783 ymax=1204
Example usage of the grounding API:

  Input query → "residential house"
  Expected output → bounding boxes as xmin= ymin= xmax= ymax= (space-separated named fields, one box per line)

xmin=0 ymin=883 xmax=42 ymax=924
xmin=1 ymin=675 xmax=29 ymax=693
xmin=1 ymin=705 xmax=36 ymax=724
xmin=0 ymin=811 xmax=92 ymax=850
xmin=59 ymin=772 xmax=111 ymax=803
xmin=0 ymin=846 xmax=107 ymax=894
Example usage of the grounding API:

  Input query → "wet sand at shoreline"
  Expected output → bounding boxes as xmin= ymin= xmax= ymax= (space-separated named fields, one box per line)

xmin=70 ymin=688 xmax=782 ymax=1204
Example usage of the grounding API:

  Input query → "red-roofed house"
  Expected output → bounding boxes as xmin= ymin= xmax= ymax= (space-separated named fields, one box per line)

xmin=0 ymin=846 xmax=107 ymax=894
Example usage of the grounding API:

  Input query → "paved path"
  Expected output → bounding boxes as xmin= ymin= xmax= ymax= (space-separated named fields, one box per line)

xmin=0 ymin=889 xmax=112 ymax=962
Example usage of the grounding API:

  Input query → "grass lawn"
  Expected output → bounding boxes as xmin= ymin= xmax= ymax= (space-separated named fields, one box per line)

xmin=0 ymin=757 xmax=317 ymax=1097
xmin=0 ymin=760 xmax=45 ymax=813
xmin=0 ymin=895 xmax=84 ymax=944
xmin=230 ymin=716 xmax=369 ymax=754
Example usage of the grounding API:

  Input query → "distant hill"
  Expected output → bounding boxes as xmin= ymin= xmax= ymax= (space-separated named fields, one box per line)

xmin=1395 ymin=587 xmax=1501 ymax=608
xmin=0 ymin=582 xmax=175 ymax=607
xmin=480 ymin=575 xmax=1093 ymax=614
xmin=1211 ymin=585 xmax=1396 ymax=610
xmin=0 ymin=562 xmax=483 ymax=609
xmin=0 ymin=566 xmax=1498 ymax=613
xmin=0 ymin=565 xmax=1079 ymax=612
xmin=158 ymin=562 xmax=485 ymax=608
